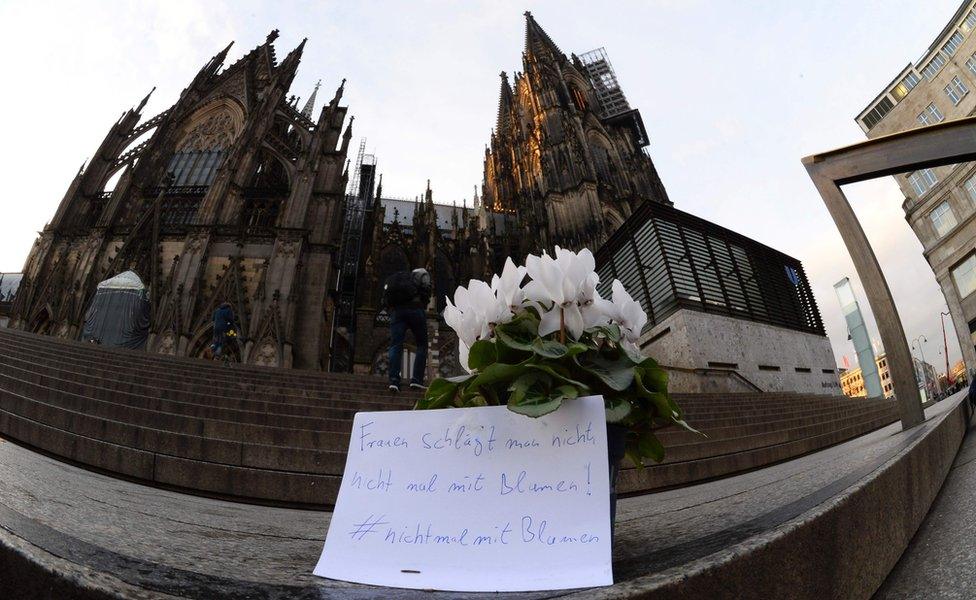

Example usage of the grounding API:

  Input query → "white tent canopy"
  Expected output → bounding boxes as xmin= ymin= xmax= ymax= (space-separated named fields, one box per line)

xmin=96 ymin=270 xmax=146 ymax=291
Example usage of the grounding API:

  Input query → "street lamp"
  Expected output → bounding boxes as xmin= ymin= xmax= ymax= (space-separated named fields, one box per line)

xmin=941 ymin=311 xmax=952 ymax=386
xmin=912 ymin=335 xmax=929 ymax=401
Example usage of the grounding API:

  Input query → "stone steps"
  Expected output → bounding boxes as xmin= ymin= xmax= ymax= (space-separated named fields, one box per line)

xmin=0 ymin=328 xmax=900 ymax=506
xmin=0 ymin=338 xmax=415 ymax=402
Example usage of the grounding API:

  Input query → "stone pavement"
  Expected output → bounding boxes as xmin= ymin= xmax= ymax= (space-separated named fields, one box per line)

xmin=0 ymin=395 xmax=964 ymax=599
xmin=874 ymin=402 xmax=976 ymax=599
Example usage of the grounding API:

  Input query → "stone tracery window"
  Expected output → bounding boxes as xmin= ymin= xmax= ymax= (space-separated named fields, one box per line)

xmin=166 ymin=103 xmax=243 ymax=188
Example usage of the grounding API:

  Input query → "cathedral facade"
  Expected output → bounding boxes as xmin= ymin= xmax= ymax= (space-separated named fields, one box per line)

xmin=8 ymin=31 xmax=354 ymax=369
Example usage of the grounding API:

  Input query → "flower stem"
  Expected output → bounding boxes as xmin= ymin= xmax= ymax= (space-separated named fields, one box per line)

xmin=559 ymin=307 xmax=566 ymax=344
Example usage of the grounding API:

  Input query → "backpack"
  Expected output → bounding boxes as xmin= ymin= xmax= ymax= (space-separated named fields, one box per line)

xmin=383 ymin=271 xmax=419 ymax=308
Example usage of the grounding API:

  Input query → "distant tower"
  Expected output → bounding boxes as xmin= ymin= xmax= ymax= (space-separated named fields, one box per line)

xmin=481 ymin=12 xmax=671 ymax=255
xmin=835 ymin=277 xmax=883 ymax=398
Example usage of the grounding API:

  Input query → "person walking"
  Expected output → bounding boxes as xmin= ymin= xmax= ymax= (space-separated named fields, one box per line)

xmin=968 ymin=369 xmax=976 ymax=412
xmin=382 ymin=268 xmax=431 ymax=392
xmin=211 ymin=302 xmax=236 ymax=360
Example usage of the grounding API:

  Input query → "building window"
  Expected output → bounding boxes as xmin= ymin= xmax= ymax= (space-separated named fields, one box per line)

xmin=922 ymin=53 xmax=948 ymax=79
xmin=946 ymin=76 xmax=970 ymax=105
xmin=907 ymin=168 xmax=938 ymax=195
xmin=952 ymin=253 xmax=976 ymax=299
xmin=931 ymin=201 xmax=958 ymax=237
xmin=966 ymin=10 xmax=976 ymax=32
xmin=943 ymin=31 xmax=965 ymax=56
xmin=863 ymin=97 xmax=895 ymax=129
xmin=892 ymin=72 xmax=921 ymax=100
xmin=917 ymin=103 xmax=945 ymax=125
xmin=570 ymin=87 xmax=589 ymax=113
xmin=966 ymin=175 xmax=976 ymax=203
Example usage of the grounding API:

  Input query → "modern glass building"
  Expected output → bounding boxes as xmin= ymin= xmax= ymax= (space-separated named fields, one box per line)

xmin=595 ymin=201 xmax=825 ymax=338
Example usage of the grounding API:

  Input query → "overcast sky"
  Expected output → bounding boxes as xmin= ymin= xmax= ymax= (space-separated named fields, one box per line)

xmin=0 ymin=0 xmax=966 ymax=373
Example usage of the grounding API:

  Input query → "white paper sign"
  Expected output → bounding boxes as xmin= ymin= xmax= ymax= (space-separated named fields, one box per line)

xmin=313 ymin=395 xmax=612 ymax=592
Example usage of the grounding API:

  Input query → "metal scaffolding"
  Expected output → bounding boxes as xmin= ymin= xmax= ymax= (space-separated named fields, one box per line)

xmin=329 ymin=139 xmax=377 ymax=372
xmin=579 ymin=47 xmax=631 ymax=119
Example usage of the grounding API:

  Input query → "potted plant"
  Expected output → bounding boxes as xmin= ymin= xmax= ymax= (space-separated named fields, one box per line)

xmin=415 ymin=246 xmax=701 ymax=527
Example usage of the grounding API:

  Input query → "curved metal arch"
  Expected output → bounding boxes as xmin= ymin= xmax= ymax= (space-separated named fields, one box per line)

xmin=801 ymin=116 xmax=976 ymax=429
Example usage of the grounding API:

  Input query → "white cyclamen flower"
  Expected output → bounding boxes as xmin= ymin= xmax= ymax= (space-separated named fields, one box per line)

xmin=610 ymin=279 xmax=648 ymax=344
xmin=523 ymin=246 xmax=597 ymax=339
xmin=578 ymin=271 xmax=612 ymax=330
xmin=443 ymin=278 xmax=512 ymax=372
xmin=490 ymin=257 xmax=527 ymax=315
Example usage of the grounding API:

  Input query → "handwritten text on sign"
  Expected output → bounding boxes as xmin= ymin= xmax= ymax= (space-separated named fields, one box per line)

xmin=313 ymin=396 xmax=612 ymax=592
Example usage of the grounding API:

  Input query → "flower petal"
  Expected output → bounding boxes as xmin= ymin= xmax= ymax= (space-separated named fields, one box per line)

xmin=458 ymin=341 xmax=472 ymax=373
xmin=563 ymin=303 xmax=585 ymax=340
xmin=538 ymin=304 xmax=563 ymax=338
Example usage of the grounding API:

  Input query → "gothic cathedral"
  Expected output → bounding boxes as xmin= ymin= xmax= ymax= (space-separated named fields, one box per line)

xmin=9 ymin=14 xmax=674 ymax=375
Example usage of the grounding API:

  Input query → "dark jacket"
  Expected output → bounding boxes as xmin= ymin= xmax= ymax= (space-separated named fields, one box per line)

xmin=384 ymin=270 xmax=432 ymax=310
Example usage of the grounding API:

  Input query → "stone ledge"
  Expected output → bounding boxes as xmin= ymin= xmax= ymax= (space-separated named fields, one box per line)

xmin=584 ymin=392 xmax=970 ymax=599
xmin=0 ymin=393 xmax=966 ymax=599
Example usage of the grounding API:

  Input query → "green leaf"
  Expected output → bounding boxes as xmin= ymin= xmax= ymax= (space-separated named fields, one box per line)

xmin=634 ymin=368 xmax=673 ymax=419
xmin=508 ymin=398 xmax=563 ymax=417
xmin=637 ymin=432 xmax=665 ymax=463
xmin=576 ymin=354 xmax=635 ymax=391
xmin=554 ymin=385 xmax=579 ymax=400
xmin=565 ymin=342 xmax=589 ymax=358
xmin=494 ymin=315 xmax=539 ymax=351
xmin=417 ymin=377 xmax=460 ymax=409
xmin=604 ymin=397 xmax=632 ymax=423
xmin=590 ymin=323 xmax=621 ymax=343
xmin=507 ymin=372 xmax=553 ymax=405
xmin=446 ymin=373 xmax=475 ymax=384
xmin=638 ymin=358 xmax=668 ymax=393
xmin=467 ymin=339 xmax=498 ymax=370
xmin=469 ymin=361 xmax=531 ymax=390
xmin=620 ymin=341 xmax=645 ymax=365
xmin=507 ymin=371 xmax=563 ymax=417
xmin=526 ymin=363 xmax=590 ymax=390
xmin=531 ymin=337 xmax=568 ymax=359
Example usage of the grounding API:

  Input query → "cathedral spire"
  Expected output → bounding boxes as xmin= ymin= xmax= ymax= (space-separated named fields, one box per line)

xmin=331 ymin=78 xmax=347 ymax=107
xmin=523 ymin=11 xmax=563 ymax=61
xmin=496 ymin=71 xmax=515 ymax=135
xmin=136 ymin=87 xmax=155 ymax=113
xmin=341 ymin=115 xmax=354 ymax=154
xmin=277 ymin=38 xmax=307 ymax=82
xmin=215 ymin=40 xmax=234 ymax=65
xmin=301 ymin=79 xmax=321 ymax=118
